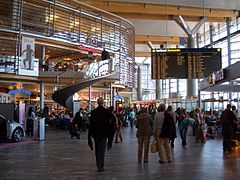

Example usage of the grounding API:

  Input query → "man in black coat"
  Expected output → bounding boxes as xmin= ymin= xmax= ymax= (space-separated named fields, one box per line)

xmin=73 ymin=108 xmax=84 ymax=132
xmin=88 ymin=97 xmax=114 ymax=172
xmin=220 ymin=104 xmax=237 ymax=153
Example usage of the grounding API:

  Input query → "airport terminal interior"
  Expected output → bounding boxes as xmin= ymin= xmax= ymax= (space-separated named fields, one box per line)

xmin=1 ymin=0 xmax=240 ymax=179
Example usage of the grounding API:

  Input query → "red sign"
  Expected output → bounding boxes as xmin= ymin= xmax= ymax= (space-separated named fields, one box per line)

xmin=78 ymin=44 xmax=101 ymax=54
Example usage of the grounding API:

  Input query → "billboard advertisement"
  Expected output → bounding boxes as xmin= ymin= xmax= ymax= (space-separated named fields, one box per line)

xmin=19 ymin=36 xmax=39 ymax=76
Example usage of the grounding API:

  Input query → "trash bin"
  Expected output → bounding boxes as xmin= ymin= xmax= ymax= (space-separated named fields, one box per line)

xmin=33 ymin=117 xmax=45 ymax=141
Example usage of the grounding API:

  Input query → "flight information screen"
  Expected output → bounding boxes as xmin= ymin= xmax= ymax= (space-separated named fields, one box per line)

xmin=151 ymin=48 xmax=222 ymax=79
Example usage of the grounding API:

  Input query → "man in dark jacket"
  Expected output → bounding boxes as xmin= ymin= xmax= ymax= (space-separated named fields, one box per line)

xmin=88 ymin=97 xmax=114 ymax=172
xmin=73 ymin=108 xmax=83 ymax=132
xmin=220 ymin=104 xmax=236 ymax=153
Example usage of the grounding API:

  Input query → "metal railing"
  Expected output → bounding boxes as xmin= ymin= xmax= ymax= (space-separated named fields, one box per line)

xmin=0 ymin=0 xmax=135 ymax=87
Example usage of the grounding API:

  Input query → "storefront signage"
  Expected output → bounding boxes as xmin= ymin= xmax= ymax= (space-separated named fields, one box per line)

xmin=78 ymin=44 xmax=101 ymax=54
xmin=8 ymin=88 xmax=31 ymax=96
xmin=207 ymin=69 xmax=225 ymax=84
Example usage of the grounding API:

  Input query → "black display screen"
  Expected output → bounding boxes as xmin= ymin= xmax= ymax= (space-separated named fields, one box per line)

xmin=151 ymin=48 xmax=222 ymax=79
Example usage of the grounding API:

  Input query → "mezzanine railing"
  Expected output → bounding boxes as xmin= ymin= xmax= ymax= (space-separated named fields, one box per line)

xmin=0 ymin=0 xmax=135 ymax=87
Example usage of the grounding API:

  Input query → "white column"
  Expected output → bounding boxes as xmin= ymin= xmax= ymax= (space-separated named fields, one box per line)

xmin=89 ymin=86 xmax=92 ymax=112
xmin=40 ymin=81 xmax=44 ymax=112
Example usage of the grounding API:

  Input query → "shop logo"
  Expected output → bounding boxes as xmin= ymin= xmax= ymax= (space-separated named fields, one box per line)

xmin=8 ymin=88 xmax=31 ymax=96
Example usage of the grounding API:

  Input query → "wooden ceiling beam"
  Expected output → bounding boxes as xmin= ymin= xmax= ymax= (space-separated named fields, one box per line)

xmin=76 ymin=0 xmax=238 ymax=21
xmin=135 ymin=35 xmax=180 ymax=44
xmin=114 ymin=12 xmax=227 ymax=22
xmin=135 ymin=52 xmax=151 ymax=57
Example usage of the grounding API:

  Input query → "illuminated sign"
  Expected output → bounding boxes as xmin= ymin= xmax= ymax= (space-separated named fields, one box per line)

xmin=167 ymin=49 xmax=181 ymax=52
xmin=8 ymin=88 xmax=31 ymax=96
xmin=78 ymin=44 xmax=101 ymax=54
xmin=207 ymin=69 xmax=225 ymax=84
xmin=151 ymin=48 xmax=222 ymax=79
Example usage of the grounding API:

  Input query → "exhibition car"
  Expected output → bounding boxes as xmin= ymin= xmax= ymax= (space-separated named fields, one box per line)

xmin=0 ymin=115 xmax=24 ymax=142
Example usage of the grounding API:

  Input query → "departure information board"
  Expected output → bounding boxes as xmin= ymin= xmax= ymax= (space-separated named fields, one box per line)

xmin=151 ymin=48 xmax=222 ymax=79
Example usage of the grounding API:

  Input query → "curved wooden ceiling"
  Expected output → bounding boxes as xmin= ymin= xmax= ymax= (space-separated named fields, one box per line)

xmin=77 ymin=0 xmax=239 ymax=22
xmin=69 ymin=0 xmax=239 ymax=56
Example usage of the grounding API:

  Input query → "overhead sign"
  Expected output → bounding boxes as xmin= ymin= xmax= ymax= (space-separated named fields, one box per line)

xmin=207 ymin=69 xmax=225 ymax=84
xmin=151 ymin=48 xmax=222 ymax=79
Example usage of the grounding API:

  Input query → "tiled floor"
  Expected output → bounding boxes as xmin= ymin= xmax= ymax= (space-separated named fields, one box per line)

xmin=0 ymin=127 xmax=240 ymax=180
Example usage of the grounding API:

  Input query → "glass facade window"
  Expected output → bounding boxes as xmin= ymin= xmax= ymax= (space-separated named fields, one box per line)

xmin=137 ymin=17 xmax=240 ymax=109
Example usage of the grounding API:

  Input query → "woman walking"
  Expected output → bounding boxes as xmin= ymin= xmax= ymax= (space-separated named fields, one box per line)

xmin=135 ymin=107 xmax=153 ymax=163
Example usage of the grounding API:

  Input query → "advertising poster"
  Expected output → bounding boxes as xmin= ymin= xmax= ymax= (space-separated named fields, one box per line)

xmin=19 ymin=36 xmax=39 ymax=76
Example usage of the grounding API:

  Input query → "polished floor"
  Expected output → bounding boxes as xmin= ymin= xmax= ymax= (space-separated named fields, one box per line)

xmin=1 ymin=127 xmax=240 ymax=180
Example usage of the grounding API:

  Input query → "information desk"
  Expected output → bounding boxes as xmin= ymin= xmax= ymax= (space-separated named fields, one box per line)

xmin=151 ymin=48 xmax=222 ymax=79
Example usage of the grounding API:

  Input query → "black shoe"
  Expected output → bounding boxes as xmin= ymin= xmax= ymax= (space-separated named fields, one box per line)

xmin=115 ymin=141 xmax=119 ymax=143
xmin=144 ymin=161 xmax=149 ymax=163
xmin=98 ymin=168 xmax=105 ymax=172
xmin=159 ymin=160 xmax=165 ymax=164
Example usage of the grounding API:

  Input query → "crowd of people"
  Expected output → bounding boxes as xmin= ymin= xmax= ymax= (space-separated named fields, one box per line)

xmin=87 ymin=99 xmax=240 ymax=172
xmin=25 ymin=99 xmax=240 ymax=172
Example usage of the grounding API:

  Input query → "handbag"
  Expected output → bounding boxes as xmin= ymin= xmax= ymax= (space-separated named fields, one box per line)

xmin=150 ymin=138 xmax=158 ymax=153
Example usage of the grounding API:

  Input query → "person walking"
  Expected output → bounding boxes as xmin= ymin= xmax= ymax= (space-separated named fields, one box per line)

xmin=88 ymin=97 xmax=114 ymax=172
xmin=194 ymin=107 xmax=205 ymax=143
xmin=153 ymin=103 xmax=174 ymax=163
xmin=73 ymin=108 xmax=84 ymax=132
xmin=107 ymin=106 xmax=117 ymax=150
xmin=115 ymin=109 xmax=123 ymax=143
xmin=220 ymin=104 xmax=237 ymax=153
xmin=135 ymin=107 xmax=153 ymax=163
xmin=129 ymin=108 xmax=136 ymax=129
xmin=167 ymin=105 xmax=177 ymax=148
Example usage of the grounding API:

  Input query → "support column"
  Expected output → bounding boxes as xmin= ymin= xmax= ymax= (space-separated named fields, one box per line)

xmin=137 ymin=65 xmax=142 ymax=101
xmin=41 ymin=46 xmax=46 ymax=64
xmin=156 ymin=79 xmax=162 ymax=100
xmin=40 ymin=81 xmax=44 ymax=112
xmin=226 ymin=17 xmax=232 ymax=66
xmin=88 ymin=86 xmax=91 ymax=112
xmin=176 ymin=79 xmax=179 ymax=97
xmin=110 ymin=83 xmax=113 ymax=106
xmin=187 ymin=36 xmax=196 ymax=97
xmin=174 ymin=16 xmax=206 ymax=98
xmin=196 ymin=33 xmax=200 ymax=48
xmin=226 ymin=17 xmax=232 ymax=103
xmin=209 ymin=24 xmax=214 ymax=110
xmin=104 ymin=92 xmax=107 ymax=107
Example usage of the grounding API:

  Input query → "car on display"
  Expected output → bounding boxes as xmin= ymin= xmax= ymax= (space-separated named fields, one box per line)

xmin=0 ymin=115 xmax=24 ymax=142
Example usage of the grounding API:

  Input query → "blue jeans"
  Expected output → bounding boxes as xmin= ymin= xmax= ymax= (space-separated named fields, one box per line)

xmin=180 ymin=128 xmax=188 ymax=146
xmin=94 ymin=137 xmax=107 ymax=170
